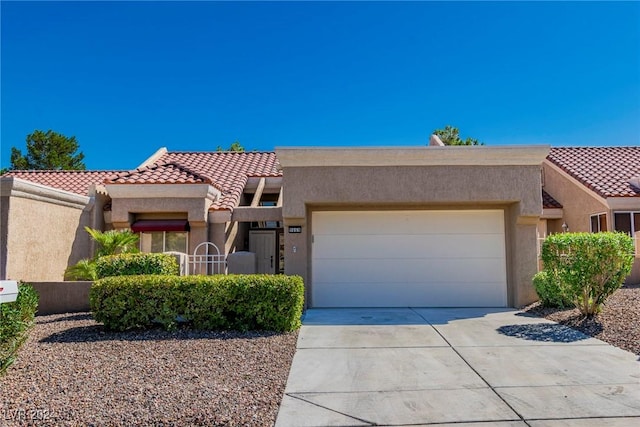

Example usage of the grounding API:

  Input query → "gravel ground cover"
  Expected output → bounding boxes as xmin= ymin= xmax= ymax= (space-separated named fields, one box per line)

xmin=0 ymin=313 xmax=297 ymax=426
xmin=524 ymin=284 xmax=640 ymax=355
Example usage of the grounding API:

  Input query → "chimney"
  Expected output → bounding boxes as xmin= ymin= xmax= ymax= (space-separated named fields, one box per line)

xmin=429 ymin=134 xmax=445 ymax=146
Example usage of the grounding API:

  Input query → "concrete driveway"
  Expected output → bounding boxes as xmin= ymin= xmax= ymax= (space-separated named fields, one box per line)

xmin=275 ymin=308 xmax=640 ymax=427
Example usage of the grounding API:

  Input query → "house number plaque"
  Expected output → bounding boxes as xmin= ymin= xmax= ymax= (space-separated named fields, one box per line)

xmin=288 ymin=226 xmax=302 ymax=233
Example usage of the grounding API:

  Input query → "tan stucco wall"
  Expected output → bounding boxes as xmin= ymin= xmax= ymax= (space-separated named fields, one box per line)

xmin=280 ymin=164 xmax=544 ymax=308
xmin=31 ymin=281 xmax=92 ymax=315
xmin=1 ymin=195 xmax=10 ymax=280
xmin=542 ymin=162 xmax=608 ymax=232
xmin=2 ymin=196 xmax=91 ymax=282
xmin=282 ymin=165 xmax=543 ymax=220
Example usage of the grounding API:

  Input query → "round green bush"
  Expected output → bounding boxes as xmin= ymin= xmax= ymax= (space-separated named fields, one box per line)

xmin=537 ymin=232 xmax=634 ymax=314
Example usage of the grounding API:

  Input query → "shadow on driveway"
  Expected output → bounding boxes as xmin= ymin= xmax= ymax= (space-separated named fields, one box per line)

xmin=496 ymin=323 xmax=598 ymax=343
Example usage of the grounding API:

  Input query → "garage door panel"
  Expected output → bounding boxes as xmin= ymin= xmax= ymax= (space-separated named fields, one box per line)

xmin=312 ymin=282 xmax=506 ymax=308
xmin=313 ymin=210 xmax=504 ymax=235
xmin=313 ymin=234 xmax=506 ymax=259
xmin=313 ymin=258 xmax=506 ymax=284
xmin=311 ymin=210 xmax=507 ymax=308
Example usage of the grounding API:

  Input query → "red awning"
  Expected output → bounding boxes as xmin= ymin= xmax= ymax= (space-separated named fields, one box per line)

xmin=131 ymin=220 xmax=190 ymax=233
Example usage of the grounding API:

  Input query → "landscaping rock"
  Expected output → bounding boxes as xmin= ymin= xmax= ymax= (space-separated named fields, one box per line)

xmin=0 ymin=313 xmax=297 ymax=426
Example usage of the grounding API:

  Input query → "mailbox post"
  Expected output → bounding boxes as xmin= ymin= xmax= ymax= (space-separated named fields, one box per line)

xmin=0 ymin=280 xmax=19 ymax=303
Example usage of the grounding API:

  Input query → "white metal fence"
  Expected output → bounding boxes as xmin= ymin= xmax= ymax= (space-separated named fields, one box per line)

xmin=186 ymin=242 xmax=226 ymax=275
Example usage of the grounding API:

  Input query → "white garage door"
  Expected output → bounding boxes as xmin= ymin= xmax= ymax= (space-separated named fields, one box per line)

xmin=311 ymin=210 xmax=507 ymax=308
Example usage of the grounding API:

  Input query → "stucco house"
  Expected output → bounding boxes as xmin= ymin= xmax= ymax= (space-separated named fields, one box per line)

xmin=1 ymin=144 xmax=637 ymax=309
xmin=539 ymin=146 xmax=640 ymax=283
xmin=1 ymin=148 xmax=283 ymax=281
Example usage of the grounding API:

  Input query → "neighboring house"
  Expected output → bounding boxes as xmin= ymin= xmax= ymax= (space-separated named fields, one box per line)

xmin=0 ymin=170 xmax=123 ymax=281
xmin=104 ymin=148 xmax=283 ymax=274
xmin=540 ymin=146 xmax=640 ymax=284
xmin=8 ymin=144 xmax=635 ymax=308
xmin=1 ymin=148 xmax=283 ymax=281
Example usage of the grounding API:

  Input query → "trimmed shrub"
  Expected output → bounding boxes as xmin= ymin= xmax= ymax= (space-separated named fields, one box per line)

xmin=537 ymin=232 xmax=634 ymax=315
xmin=90 ymin=274 xmax=304 ymax=332
xmin=533 ymin=270 xmax=574 ymax=308
xmin=1 ymin=283 xmax=39 ymax=375
xmin=95 ymin=253 xmax=179 ymax=279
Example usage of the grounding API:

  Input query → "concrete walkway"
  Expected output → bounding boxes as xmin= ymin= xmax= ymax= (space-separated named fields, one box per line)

xmin=275 ymin=308 xmax=640 ymax=427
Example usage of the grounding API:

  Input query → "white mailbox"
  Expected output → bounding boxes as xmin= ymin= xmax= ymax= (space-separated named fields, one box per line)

xmin=0 ymin=280 xmax=19 ymax=303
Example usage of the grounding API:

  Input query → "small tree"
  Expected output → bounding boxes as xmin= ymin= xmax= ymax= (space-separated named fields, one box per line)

xmin=535 ymin=232 xmax=634 ymax=315
xmin=10 ymin=129 xmax=86 ymax=170
xmin=65 ymin=228 xmax=139 ymax=280
xmin=433 ymin=125 xmax=484 ymax=146
xmin=216 ymin=141 xmax=245 ymax=152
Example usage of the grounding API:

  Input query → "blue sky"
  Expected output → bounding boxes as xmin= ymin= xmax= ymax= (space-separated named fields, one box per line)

xmin=1 ymin=1 xmax=639 ymax=170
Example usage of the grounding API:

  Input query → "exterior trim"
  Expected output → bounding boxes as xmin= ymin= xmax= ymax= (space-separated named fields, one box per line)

xmin=276 ymin=146 xmax=550 ymax=167
xmin=137 ymin=147 xmax=168 ymax=168
xmin=232 ymin=206 xmax=283 ymax=222
xmin=0 ymin=177 xmax=90 ymax=210
xmin=607 ymin=197 xmax=640 ymax=210
xmin=541 ymin=208 xmax=563 ymax=219
xmin=105 ymin=183 xmax=220 ymax=200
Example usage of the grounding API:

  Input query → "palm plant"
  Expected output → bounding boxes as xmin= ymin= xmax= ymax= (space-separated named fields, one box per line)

xmin=64 ymin=259 xmax=98 ymax=281
xmin=65 ymin=228 xmax=139 ymax=280
xmin=84 ymin=227 xmax=139 ymax=258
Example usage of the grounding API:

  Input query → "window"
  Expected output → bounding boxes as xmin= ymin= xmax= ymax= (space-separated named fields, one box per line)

xmin=590 ymin=213 xmax=607 ymax=232
xmin=614 ymin=212 xmax=640 ymax=237
xmin=139 ymin=231 xmax=188 ymax=253
xmin=131 ymin=219 xmax=190 ymax=253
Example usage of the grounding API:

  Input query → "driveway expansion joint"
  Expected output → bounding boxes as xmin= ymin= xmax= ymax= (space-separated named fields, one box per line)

xmin=408 ymin=307 xmax=529 ymax=424
xmin=277 ymin=308 xmax=640 ymax=426
xmin=286 ymin=393 xmax=375 ymax=426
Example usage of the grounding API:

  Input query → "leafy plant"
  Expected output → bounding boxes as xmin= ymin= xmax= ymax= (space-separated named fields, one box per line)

xmin=95 ymin=253 xmax=179 ymax=279
xmin=85 ymin=227 xmax=139 ymax=258
xmin=433 ymin=125 xmax=484 ymax=146
xmin=65 ymin=227 xmax=140 ymax=280
xmin=90 ymin=274 xmax=305 ymax=332
xmin=537 ymin=232 xmax=634 ymax=315
xmin=1 ymin=283 xmax=39 ymax=375
xmin=533 ymin=270 xmax=573 ymax=308
xmin=64 ymin=258 xmax=98 ymax=281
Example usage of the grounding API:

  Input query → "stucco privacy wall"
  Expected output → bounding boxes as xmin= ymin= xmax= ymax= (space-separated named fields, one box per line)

xmin=0 ymin=177 xmax=97 ymax=281
xmin=277 ymin=146 xmax=550 ymax=308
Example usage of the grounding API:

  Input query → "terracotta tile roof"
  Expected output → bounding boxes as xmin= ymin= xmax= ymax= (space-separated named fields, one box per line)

xmin=542 ymin=190 xmax=562 ymax=209
xmin=106 ymin=151 xmax=281 ymax=210
xmin=2 ymin=170 xmax=124 ymax=196
xmin=546 ymin=147 xmax=640 ymax=198
xmin=109 ymin=163 xmax=218 ymax=187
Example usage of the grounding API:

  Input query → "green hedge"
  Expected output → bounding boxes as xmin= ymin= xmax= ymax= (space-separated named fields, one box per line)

xmin=90 ymin=274 xmax=304 ymax=332
xmin=1 ymin=284 xmax=39 ymax=375
xmin=95 ymin=253 xmax=179 ymax=279
xmin=535 ymin=232 xmax=634 ymax=314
